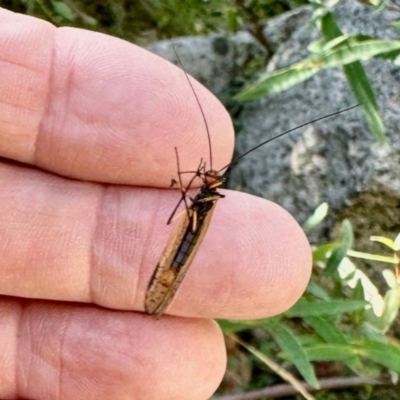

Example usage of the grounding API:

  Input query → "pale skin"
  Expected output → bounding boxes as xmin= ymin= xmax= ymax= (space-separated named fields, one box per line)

xmin=0 ymin=7 xmax=312 ymax=400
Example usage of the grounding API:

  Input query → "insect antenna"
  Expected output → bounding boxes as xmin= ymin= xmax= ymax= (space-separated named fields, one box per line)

xmin=217 ymin=104 xmax=359 ymax=174
xmin=165 ymin=42 xmax=217 ymax=225
xmin=168 ymin=43 xmax=358 ymax=221
xmin=171 ymin=43 xmax=213 ymax=171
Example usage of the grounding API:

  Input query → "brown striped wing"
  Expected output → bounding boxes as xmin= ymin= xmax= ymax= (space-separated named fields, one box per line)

xmin=144 ymin=200 xmax=218 ymax=318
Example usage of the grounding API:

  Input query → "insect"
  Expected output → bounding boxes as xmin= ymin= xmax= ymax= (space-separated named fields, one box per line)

xmin=144 ymin=44 xmax=358 ymax=318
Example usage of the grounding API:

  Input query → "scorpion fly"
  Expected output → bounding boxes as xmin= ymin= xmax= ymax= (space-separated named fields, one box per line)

xmin=144 ymin=43 xmax=358 ymax=318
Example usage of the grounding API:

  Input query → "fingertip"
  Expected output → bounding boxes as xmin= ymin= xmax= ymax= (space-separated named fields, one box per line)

xmin=160 ymin=191 xmax=312 ymax=319
xmin=11 ymin=301 xmax=226 ymax=400
xmin=0 ymin=12 xmax=234 ymax=185
xmin=36 ymin=27 xmax=234 ymax=185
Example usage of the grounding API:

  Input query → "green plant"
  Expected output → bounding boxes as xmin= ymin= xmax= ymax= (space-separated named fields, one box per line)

xmin=236 ymin=0 xmax=400 ymax=143
xmin=2 ymin=0 xmax=307 ymax=44
xmin=216 ymin=205 xmax=400 ymax=399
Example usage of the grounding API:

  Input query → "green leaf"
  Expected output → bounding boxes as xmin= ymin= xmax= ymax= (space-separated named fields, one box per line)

xmin=358 ymin=340 xmax=400 ymax=373
xmin=304 ymin=316 xmax=348 ymax=343
xmin=377 ymin=48 xmax=400 ymax=65
xmin=320 ymin=10 xmax=345 ymax=38
xmin=370 ymin=235 xmax=399 ymax=251
xmin=360 ymin=322 xmax=388 ymax=342
xmin=303 ymin=202 xmax=329 ymax=233
xmin=383 ymin=269 xmax=399 ymax=290
xmin=308 ymin=35 xmax=350 ymax=54
xmin=314 ymin=36 xmax=400 ymax=69
xmin=217 ymin=318 xmax=271 ymax=333
xmin=52 ymin=1 xmax=76 ymax=21
xmin=305 ymin=316 xmax=363 ymax=371
xmin=347 ymin=250 xmax=398 ymax=264
xmin=344 ymin=60 xmax=386 ymax=143
xmin=296 ymin=333 xmax=324 ymax=347
xmin=320 ymin=13 xmax=385 ymax=142
xmin=286 ymin=298 xmax=366 ymax=317
xmin=235 ymin=64 xmax=319 ymax=101
xmin=325 ymin=219 xmax=353 ymax=274
xmin=266 ymin=319 xmax=319 ymax=388
xmin=306 ymin=279 xmax=332 ymax=301
xmin=305 ymin=343 xmax=357 ymax=362
xmin=312 ymin=242 xmax=342 ymax=263
xmin=379 ymin=288 xmax=400 ymax=332
xmin=226 ymin=9 xmax=240 ymax=33
xmin=236 ymin=34 xmax=400 ymax=112
xmin=352 ymin=278 xmax=365 ymax=301
xmin=351 ymin=279 xmax=366 ymax=326
xmin=394 ymin=233 xmax=400 ymax=252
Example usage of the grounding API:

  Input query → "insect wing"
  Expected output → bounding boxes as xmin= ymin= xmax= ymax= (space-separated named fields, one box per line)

xmin=145 ymin=209 xmax=190 ymax=315
xmin=145 ymin=200 xmax=217 ymax=318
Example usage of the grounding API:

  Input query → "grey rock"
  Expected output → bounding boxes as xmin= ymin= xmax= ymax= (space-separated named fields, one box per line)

xmin=147 ymin=33 xmax=267 ymax=99
xmin=232 ymin=0 xmax=400 ymax=243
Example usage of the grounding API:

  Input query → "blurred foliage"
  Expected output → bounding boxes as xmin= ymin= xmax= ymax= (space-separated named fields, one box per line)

xmin=216 ymin=209 xmax=400 ymax=399
xmin=0 ymin=0 xmax=307 ymax=44
xmin=236 ymin=0 xmax=400 ymax=143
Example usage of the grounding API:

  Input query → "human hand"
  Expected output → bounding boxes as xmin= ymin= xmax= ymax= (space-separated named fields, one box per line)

xmin=0 ymin=7 xmax=311 ymax=400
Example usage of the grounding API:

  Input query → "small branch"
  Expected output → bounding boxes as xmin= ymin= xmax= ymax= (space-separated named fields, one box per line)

xmin=227 ymin=334 xmax=315 ymax=400
xmin=211 ymin=376 xmax=383 ymax=400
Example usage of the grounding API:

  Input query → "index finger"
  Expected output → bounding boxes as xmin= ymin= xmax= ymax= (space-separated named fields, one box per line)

xmin=0 ymin=8 xmax=234 ymax=186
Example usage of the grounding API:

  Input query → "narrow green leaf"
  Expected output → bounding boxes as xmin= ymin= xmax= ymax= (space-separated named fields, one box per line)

xmin=266 ymin=319 xmax=319 ymax=388
xmin=305 ymin=316 xmax=363 ymax=371
xmin=303 ymin=202 xmax=329 ymax=233
xmin=352 ymin=278 xmax=365 ymax=301
xmin=321 ymin=12 xmax=385 ymax=142
xmin=235 ymin=64 xmax=319 ymax=101
xmin=319 ymin=7 xmax=343 ymax=38
xmin=304 ymin=316 xmax=348 ymax=343
xmin=296 ymin=333 xmax=324 ymax=347
xmin=360 ymin=322 xmax=387 ymax=342
xmin=383 ymin=269 xmax=399 ymax=289
xmin=52 ymin=1 xmax=76 ymax=21
xmin=370 ymin=236 xmax=395 ymax=250
xmin=351 ymin=279 xmax=366 ymax=326
xmin=305 ymin=343 xmax=357 ymax=362
xmin=394 ymin=233 xmax=400 ymax=252
xmin=306 ymin=279 xmax=332 ymax=301
xmin=287 ymin=299 xmax=366 ymax=317
xmin=358 ymin=340 xmax=400 ymax=372
xmin=344 ymin=60 xmax=386 ymax=143
xmin=317 ymin=37 xmax=400 ymax=69
xmin=347 ymin=250 xmax=398 ymax=264
xmin=326 ymin=219 xmax=353 ymax=274
xmin=308 ymin=35 xmax=350 ymax=54
xmin=226 ymin=9 xmax=240 ymax=33
xmin=312 ymin=242 xmax=341 ymax=263
xmin=217 ymin=318 xmax=270 ymax=333
xmin=377 ymin=48 xmax=400 ymax=64
xmin=380 ymin=288 xmax=400 ymax=331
